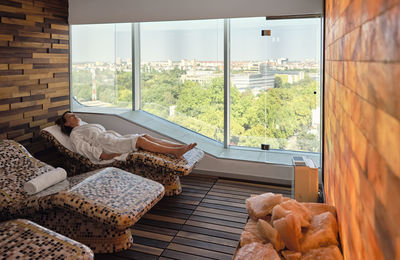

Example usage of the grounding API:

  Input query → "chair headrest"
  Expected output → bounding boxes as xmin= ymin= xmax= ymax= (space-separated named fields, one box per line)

xmin=42 ymin=125 xmax=74 ymax=152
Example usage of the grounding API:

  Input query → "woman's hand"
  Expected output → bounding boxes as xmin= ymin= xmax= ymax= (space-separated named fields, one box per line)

xmin=100 ymin=152 xmax=121 ymax=160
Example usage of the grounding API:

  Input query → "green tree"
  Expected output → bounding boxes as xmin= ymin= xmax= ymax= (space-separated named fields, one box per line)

xmin=117 ymin=67 xmax=320 ymax=152
xmin=72 ymin=70 xmax=91 ymax=101
xmin=297 ymin=132 xmax=319 ymax=152
xmin=274 ymin=76 xmax=283 ymax=88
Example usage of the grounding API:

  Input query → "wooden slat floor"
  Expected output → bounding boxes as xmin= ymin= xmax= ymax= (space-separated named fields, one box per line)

xmin=95 ymin=174 xmax=291 ymax=260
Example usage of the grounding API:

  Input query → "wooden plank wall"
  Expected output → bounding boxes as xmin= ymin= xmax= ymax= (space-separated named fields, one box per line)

xmin=324 ymin=0 xmax=400 ymax=259
xmin=0 ymin=0 xmax=69 ymax=153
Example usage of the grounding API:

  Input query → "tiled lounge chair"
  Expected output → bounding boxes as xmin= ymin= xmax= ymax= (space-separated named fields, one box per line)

xmin=41 ymin=125 xmax=205 ymax=196
xmin=0 ymin=219 xmax=94 ymax=259
xmin=0 ymin=139 xmax=165 ymax=253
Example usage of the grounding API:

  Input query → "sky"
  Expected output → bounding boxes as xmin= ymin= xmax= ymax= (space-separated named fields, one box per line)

xmin=71 ymin=17 xmax=321 ymax=63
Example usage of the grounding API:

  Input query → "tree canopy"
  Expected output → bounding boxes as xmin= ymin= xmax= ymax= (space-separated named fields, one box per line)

xmin=72 ymin=67 xmax=320 ymax=152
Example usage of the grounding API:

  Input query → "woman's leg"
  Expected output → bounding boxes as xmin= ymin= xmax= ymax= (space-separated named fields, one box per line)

xmin=136 ymin=136 xmax=196 ymax=158
xmin=141 ymin=134 xmax=185 ymax=148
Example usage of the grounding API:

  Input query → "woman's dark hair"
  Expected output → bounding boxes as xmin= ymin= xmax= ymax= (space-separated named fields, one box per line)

xmin=55 ymin=110 xmax=73 ymax=136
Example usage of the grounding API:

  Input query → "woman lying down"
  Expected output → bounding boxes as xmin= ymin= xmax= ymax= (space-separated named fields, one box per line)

xmin=55 ymin=111 xmax=197 ymax=163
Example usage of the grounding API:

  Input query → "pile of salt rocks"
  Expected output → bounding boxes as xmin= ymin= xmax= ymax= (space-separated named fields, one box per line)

xmin=234 ymin=193 xmax=344 ymax=260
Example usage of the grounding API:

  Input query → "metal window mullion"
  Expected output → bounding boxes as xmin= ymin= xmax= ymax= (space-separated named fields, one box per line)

xmin=320 ymin=14 xmax=325 ymax=200
xmin=114 ymin=24 xmax=117 ymax=105
xmin=69 ymin=25 xmax=73 ymax=110
xmin=224 ymin=19 xmax=230 ymax=148
xmin=132 ymin=23 xmax=140 ymax=111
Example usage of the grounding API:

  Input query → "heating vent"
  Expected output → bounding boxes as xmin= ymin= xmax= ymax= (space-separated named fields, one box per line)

xmin=292 ymin=156 xmax=318 ymax=202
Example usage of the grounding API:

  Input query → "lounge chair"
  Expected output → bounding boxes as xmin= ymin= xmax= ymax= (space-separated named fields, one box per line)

xmin=41 ymin=125 xmax=204 ymax=196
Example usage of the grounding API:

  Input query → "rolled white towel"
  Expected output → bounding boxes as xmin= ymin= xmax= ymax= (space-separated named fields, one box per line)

xmin=24 ymin=167 xmax=67 ymax=195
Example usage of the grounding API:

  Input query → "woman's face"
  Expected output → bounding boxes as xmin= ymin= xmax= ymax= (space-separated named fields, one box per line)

xmin=64 ymin=113 xmax=80 ymax=127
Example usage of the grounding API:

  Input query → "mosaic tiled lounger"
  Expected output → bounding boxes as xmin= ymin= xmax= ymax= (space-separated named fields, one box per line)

xmin=0 ymin=139 xmax=165 ymax=253
xmin=41 ymin=125 xmax=204 ymax=196
xmin=0 ymin=219 xmax=94 ymax=259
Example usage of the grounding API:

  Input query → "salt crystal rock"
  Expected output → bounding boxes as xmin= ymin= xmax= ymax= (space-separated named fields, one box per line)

xmin=246 ymin=193 xmax=283 ymax=220
xmin=300 ymin=245 xmax=343 ymax=260
xmin=273 ymin=213 xmax=303 ymax=251
xmin=300 ymin=212 xmax=338 ymax=252
xmin=239 ymin=231 xmax=264 ymax=247
xmin=259 ymin=214 xmax=272 ymax=224
xmin=271 ymin=199 xmax=312 ymax=227
xmin=301 ymin=202 xmax=337 ymax=217
xmin=271 ymin=204 xmax=291 ymax=221
xmin=257 ymin=219 xmax=285 ymax=251
xmin=282 ymin=250 xmax=302 ymax=260
xmin=244 ymin=219 xmax=261 ymax=234
xmin=240 ymin=219 xmax=264 ymax=246
xmin=234 ymin=242 xmax=280 ymax=260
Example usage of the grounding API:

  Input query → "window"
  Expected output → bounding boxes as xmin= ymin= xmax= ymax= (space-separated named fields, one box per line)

xmin=230 ymin=17 xmax=321 ymax=152
xmin=71 ymin=23 xmax=132 ymax=108
xmin=140 ymin=20 xmax=224 ymax=142
xmin=71 ymin=17 xmax=321 ymax=154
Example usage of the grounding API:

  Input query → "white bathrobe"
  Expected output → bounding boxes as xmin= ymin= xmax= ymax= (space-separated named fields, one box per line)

xmin=70 ymin=123 xmax=140 ymax=164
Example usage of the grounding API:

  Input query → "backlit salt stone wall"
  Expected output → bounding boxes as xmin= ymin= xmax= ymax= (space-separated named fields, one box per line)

xmin=324 ymin=0 xmax=400 ymax=259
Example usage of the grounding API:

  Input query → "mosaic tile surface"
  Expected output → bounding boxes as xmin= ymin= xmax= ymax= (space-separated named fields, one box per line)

xmin=47 ymin=168 xmax=166 ymax=230
xmin=31 ymin=209 xmax=133 ymax=253
xmin=70 ymin=167 xmax=165 ymax=213
xmin=0 ymin=140 xmax=165 ymax=253
xmin=0 ymin=219 xmax=93 ymax=260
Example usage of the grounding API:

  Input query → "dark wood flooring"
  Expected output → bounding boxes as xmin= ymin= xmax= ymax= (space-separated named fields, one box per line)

xmin=96 ymin=174 xmax=291 ymax=260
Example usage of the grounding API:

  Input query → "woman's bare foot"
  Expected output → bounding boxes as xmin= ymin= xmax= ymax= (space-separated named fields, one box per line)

xmin=172 ymin=143 xmax=197 ymax=158
xmin=187 ymin=143 xmax=197 ymax=151
xmin=172 ymin=146 xmax=188 ymax=158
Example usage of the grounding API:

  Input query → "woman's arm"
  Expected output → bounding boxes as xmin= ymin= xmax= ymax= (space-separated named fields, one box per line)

xmin=70 ymin=131 xmax=103 ymax=161
xmin=71 ymin=130 xmax=121 ymax=161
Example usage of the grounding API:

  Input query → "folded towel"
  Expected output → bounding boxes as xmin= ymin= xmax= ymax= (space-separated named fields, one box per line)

xmin=24 ymin=168 xmax=67 ymax=195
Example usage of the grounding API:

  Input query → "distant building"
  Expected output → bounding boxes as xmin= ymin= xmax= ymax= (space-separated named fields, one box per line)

xmin=277 ymin=58 xmax=288 ymax=65
xmin=308 ymin=72 xmax=320 ymax=82
xmin=310 ymin=107 xmax=321 ymax=135
xmin=180 ymin=70 xmax=222 ymax=84
xmin=231 ymin=73 xmax=274 ymax=94
xmin=232 ymin=63 xmax=274 ymax=94
xmin=312 ymin=107 xmax=320 ymax=127
xmin=247 ymin=62 xmax=260 ymax=72
xmin=275 ymin=71 xmax=305 ymax=84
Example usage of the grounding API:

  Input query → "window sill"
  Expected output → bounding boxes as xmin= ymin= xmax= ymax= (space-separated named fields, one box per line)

xmin=72 ymin=106 xmax=321 ymax=167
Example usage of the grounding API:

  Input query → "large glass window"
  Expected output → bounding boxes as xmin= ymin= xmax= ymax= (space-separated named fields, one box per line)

xmin=140 ymin=20 xmax=224 ymax=142
xmin=71 ymin=24 xmax=132 ymax=108
xmin=71 ymin=17 xmax=321 ymax=154
xmin=230 ymin=17 xmax=321 ymax=152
